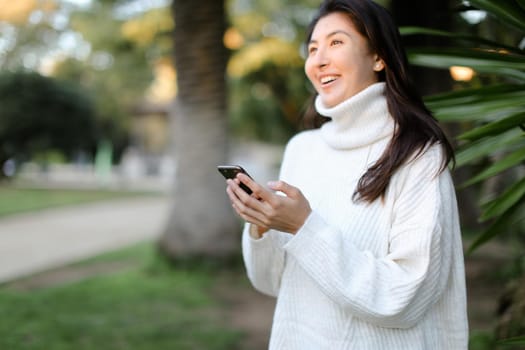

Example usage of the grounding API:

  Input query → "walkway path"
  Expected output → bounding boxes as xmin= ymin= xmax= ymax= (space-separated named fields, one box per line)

xmin=0 ymin=196 xmax=170 ymax=283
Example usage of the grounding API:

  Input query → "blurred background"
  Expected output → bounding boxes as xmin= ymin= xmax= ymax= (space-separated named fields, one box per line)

xmin=0 ymin=0 xmax=523 ymax=349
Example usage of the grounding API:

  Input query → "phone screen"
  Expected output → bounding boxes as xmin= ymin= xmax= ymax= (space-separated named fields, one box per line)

xmin=217 ymin=165 xmax=253 ymax=194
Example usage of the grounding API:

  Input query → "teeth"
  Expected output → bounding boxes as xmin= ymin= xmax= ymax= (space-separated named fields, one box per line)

xmin=321 ymin=76 xmax=338 ymax=84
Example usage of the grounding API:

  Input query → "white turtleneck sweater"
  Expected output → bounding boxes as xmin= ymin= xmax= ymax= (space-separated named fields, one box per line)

xmin=242 ymin=83 xmax=468 ymax=349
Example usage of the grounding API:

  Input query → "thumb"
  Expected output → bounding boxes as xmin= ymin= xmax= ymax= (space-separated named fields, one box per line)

xmin=267 ymin=180 xmax=296 ymax=197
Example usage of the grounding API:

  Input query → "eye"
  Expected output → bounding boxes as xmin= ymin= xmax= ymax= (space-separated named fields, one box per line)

xmin=331 ymin=39 xmax=343 ymax=46
xmin=308 ymin=46 xmax=318 ymax=55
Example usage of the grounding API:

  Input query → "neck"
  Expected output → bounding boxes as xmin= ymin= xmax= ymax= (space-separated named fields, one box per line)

xmin=316 ymin=83 xmax=394 ymax=149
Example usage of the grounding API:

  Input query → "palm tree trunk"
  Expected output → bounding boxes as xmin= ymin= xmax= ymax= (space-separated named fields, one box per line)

xmin=159 ymin=0 xmax=239 ymax=259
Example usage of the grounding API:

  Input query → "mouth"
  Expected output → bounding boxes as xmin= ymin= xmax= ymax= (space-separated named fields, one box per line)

xmin=320 ymin=75 xmax=339 ymax=85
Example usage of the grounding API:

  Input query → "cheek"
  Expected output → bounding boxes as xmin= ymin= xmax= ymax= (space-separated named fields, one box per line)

xmin=304 ymin=60 xmax=316 ymax=85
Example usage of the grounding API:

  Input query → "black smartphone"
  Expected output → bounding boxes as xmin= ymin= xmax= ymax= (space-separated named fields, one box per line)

xmin=217 ymin=165 xmax=253 ymax=195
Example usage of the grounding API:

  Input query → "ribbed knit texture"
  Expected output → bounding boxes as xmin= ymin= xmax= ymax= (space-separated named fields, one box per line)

xmin=242 ymin=83 xmax=468 ymax=349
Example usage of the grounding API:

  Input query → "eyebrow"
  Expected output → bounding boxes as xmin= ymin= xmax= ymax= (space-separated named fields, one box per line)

xmin=308 ymin=30 xmax=352 ymax=45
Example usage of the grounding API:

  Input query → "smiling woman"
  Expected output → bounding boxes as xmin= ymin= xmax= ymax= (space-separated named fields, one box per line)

xmin=222 ymin=0 xmax=468 ymax=349
xmin=305 ymin=12 xmax=384 ymax=108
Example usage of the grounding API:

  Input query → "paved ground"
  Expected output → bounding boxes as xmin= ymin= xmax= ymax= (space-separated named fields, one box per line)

xmin=0 ymin=196 xmax=170 ymax=283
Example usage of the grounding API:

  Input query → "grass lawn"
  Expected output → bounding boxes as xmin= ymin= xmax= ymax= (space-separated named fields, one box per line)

xmin=0 ymin=184 xmax=254 ymax=349
xmin=0 ymin=243 xmax=245 ymax=350
xmin=0 ymin=185 xmax=160 ymax=218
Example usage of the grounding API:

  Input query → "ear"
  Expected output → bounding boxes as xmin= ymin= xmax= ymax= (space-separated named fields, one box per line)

xmin=373 ymin=55 xmax=385 ymax=72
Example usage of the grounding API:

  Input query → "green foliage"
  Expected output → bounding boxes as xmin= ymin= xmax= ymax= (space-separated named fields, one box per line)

xmin=7 ymin=1 xmax=169 ymax=167
xmin=466 ymin=0 xmax=525 ymax=32
xmin=0 ymin=71 xmax=97 ymax=170
xmin=405 ymin=1 xmax=525 ymax=254
xmin=470 ymin=330 xmax=525 ymax=350
xmin=498 ymin=336 xmax=525 ymax=347
xmin=0 ymin=0 xmax=162 ymax=166
xmin=469 ymin=331 xmax=498 ymax=350
xmin=53 ymin=3 xmax=159 ymax=160
xmin=227 ymin=1 xmax=317 ymax=142
xmin=53 ymin=57 xmax=133 ymax=159
xmin=0 ymin=6 xmax=61 ymax=71
xmin=0 ymin=243 xmax=242 ymax=350
xmin=229 ymin=62 xmax=310 ymax=143
xmin=408 ymin=47 xmax=525 ymax=80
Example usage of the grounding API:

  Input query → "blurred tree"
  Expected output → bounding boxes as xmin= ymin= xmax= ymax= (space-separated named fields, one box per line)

xmin=1 ymin=0 xmax=166 ymax=162
xmin=53 ymin=57 xmax=130 ymax=160
xmin=0 ymin=0 xmax=61 ymax=71
xmin=228 ymin=39 xmax=307 ymax=143
xmin=226 ymin=0 xmax=317 ymax=143
xmin=52 ymin=1 xmax=164 ymax=160
xmin=158 ymin=0 xmax=239 ymax=259
xmin=0 ymin=71 xmax=97 ymax=176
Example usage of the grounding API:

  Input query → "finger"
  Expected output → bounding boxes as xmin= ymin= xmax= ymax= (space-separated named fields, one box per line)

xmin=228 ymin=187 xmax=270 ymax=226
xmin=231 ymin=201 xmax=269 ymax=227
xmin=228 ymin=179 xmax=266 ymax=213
xmin=228 ymin=178 xmax=254 ymax=202
xmin=227 ymin=184 xmax=250 ymax=215
xmin=226 ymin=180 xmax=242 ymax=204
xmin=228 ymin=177 xmax=278 ymax=225
xmin=237 ymin=173 xmax=273 ymax=201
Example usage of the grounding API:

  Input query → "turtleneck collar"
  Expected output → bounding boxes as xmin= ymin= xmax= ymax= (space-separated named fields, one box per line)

xmin=316 ymin=82 xmax=395 ymax=150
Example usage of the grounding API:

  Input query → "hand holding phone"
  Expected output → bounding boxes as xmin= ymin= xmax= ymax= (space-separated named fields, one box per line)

xmin=217 ymin=165 xmax=253 ymax=195
xmin=219 ymin=164 xmax=312 ymax=234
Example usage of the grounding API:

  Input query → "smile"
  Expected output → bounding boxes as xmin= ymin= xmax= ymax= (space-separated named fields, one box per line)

xmin=320 ymin=75 xmax=339 ymax=85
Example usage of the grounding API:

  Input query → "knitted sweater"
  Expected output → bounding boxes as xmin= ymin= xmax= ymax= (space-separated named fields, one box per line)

xmin=242 ymin=83 xmax=469 ymax=349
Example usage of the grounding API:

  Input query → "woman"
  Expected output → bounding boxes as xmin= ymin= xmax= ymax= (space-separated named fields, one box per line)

xmin=225 ymin=0 xmax=468 ymax=348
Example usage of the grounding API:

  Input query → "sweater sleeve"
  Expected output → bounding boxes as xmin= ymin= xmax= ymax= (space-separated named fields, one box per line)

xmin=284 ymin=146 xmax=457 ymax=328
xmin=241 ymin=136 xmax=301 ymax=297
xmin=242 ymin=225 xmax=292 ymax=297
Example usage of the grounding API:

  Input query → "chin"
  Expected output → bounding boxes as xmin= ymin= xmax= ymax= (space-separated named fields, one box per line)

xmin=321 ymin=97 xmax=343 ymax=108
xmin=319 ymin=91 xmax=348 ymax=107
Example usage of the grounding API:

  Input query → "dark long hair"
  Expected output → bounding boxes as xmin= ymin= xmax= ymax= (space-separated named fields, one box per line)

xmin=303 ymin=0 xmax=454 ymax=203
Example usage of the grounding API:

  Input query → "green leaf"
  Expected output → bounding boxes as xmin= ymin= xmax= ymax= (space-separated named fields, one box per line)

xmin=426 ymin=85 xmax=525 ymax=122
xmin=407 ymin=48 xmax=525 ymax=81
xmin=400 ymin=26 xmax=522 ymax=54
xmin=481 ymin=176 xmax=525 ymax=221
xmin=455 ymin=130 xmax=524 ymax=166
xmin=426 ymin=84 xmax=525 ymax=103
xmin=461 ymin=146 xmax=525 ymax=187
xmin=518 ymin=0 xmax=525 ymax=11
xmin=430 ymin=101 xmax=525 ymax=123
xmin=467 ymin=0 xmax=525 ymax=32
xmin=497 ymin=335 xmax=525 ymax=345
xmin=432 ymin=104 xmax=523 ymax=123
xmin=458 ymin=111 xmax=525 ymax=141
xmin=467 ymin=202 xmax=523 ymax=254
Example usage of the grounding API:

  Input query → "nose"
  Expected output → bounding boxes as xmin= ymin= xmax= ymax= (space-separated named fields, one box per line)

xmin=314 ymin=47 xmax=329 ymax=68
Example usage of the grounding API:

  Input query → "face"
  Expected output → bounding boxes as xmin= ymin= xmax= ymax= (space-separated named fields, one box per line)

xmin=305 ymin=12 xmax=384 ymax=108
